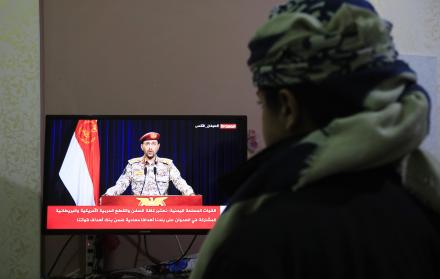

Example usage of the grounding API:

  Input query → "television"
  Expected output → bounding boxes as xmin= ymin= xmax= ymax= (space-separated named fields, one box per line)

xmin=42 ymin=115 xmax=247 ymax=234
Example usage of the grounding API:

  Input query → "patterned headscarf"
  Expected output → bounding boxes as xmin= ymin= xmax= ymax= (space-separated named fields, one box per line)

xmin=249 ymin=0 xmax=398 ymax=86
xmin=245 ymin=0 xmax=440 ymax=212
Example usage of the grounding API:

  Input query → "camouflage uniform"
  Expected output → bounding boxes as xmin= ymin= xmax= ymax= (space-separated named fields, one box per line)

xmin=105 ymin=156 xmax=194 ymax=196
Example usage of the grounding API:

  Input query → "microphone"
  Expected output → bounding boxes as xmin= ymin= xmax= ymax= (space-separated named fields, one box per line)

xmin=140 ymin=166 xmax=147 ymax=195
xmin=154 ymin=166 xmax=162 ymax=195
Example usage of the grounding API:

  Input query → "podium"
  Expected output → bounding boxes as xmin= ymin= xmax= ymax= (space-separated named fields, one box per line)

xmin=100 ymin=195 xmax=203 ymax=206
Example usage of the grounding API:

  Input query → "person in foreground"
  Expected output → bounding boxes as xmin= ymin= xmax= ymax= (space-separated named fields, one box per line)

xmin=104 ymin=132 xmax=195 ymax=196
xmin=190 ymin=1 xmax=440 ymax=278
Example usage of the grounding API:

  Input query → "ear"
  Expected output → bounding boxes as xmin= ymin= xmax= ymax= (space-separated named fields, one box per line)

xmin=278 ymin=89 xmax=299 ymax=130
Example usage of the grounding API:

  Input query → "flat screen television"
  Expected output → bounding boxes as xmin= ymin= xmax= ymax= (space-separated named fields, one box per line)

xmin=42 ymin=115 xmax=247 ymax=234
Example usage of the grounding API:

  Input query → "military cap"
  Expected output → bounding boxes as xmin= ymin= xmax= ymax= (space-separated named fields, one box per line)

xmin=139 ymin=132 xmax=160 ymax=142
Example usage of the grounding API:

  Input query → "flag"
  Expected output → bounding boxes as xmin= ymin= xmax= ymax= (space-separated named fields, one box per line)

xmin=59 ymin=120 xmax=100 ymax=205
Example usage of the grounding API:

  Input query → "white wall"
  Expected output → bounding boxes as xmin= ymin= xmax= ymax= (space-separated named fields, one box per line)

xmin=0 ymin=0 xmax=40 ymax=278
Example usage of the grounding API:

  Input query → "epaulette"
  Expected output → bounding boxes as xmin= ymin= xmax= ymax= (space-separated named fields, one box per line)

xmin=158 ymin=157 xmax=173 ymax=165
xmin=128 ymin=157 xmax=143 ymax=164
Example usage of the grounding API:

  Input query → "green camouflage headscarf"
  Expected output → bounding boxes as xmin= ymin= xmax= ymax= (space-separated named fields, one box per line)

xmin=248 ymin=0 xmax=398 ymax=87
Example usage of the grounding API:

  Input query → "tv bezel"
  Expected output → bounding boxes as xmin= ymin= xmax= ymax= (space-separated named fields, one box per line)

xmin=41 ymin=114 xmax=247 ymax=235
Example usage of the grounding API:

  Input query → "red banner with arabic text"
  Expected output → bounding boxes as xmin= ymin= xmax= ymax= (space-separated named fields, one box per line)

xmin=47 ymin=206 xmax=223 ymax=230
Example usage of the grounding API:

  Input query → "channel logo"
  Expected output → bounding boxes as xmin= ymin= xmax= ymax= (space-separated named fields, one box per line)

xmin=220 ymin=123 xmax=237 ymax=129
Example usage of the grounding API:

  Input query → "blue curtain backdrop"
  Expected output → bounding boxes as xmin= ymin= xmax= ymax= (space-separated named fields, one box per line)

xmin=44 ymin=116 xmax=247 ymax=206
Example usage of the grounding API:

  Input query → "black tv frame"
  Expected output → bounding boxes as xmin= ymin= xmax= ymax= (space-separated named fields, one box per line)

xmin=41 ymin=114 xmax=247 ymax=235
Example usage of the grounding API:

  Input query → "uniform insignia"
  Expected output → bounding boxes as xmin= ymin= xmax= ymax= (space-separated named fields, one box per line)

xmin=133 ymin=171 xmax=144 ymax=176
xmin=158 ymin=157 xmax=172 ymax=165
xmin=128 ymin=157 xmax=143 ymax=164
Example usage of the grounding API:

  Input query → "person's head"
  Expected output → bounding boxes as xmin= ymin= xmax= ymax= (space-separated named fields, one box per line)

xmin=248 ymin=0 xmax=400 ymax=146
xmin=139 ymin=132 xmax=160 ymax=160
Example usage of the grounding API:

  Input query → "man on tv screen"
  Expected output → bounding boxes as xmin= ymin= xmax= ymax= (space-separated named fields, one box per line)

xmin=104 ymin=131 xmax=195 ymax=196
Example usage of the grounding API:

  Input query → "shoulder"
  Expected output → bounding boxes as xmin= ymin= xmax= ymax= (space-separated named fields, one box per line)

xmin=128 ymin=157 xmax=143 ymax=164
xmin=157 ymin=157 xmax=173 ymax=165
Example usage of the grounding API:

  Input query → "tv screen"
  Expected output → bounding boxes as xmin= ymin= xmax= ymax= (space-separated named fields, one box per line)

xmin=42 ymin=115 xmax=247 ymax=234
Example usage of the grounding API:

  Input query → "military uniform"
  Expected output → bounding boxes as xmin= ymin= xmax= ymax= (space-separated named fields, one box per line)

xmin=105 ymin=156 xmax=194 ymax=196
